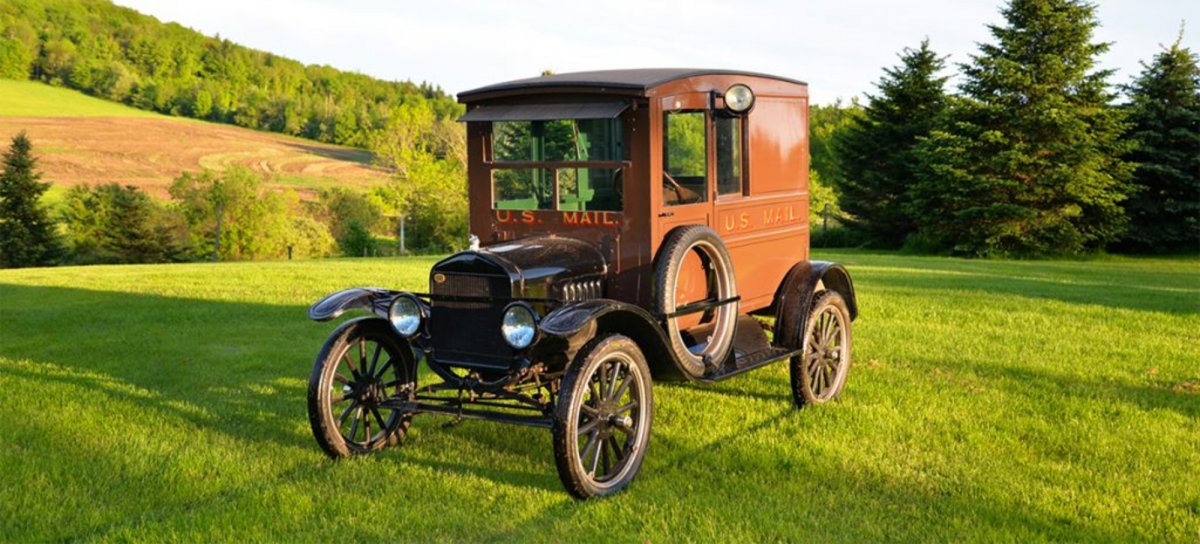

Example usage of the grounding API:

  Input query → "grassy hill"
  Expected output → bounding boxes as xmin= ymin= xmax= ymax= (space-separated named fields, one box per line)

xmin=0 ymin=0 xmax=458 ymax=149
xmin=0 ymin=80 xmax=165 ymax=117
xmin=0 ymin=79 xmax=390 ymax=200
xmin=1 ymin=251 xmax=1196 ymax=541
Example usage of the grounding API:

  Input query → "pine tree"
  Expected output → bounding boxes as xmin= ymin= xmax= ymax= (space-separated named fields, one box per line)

xmin=835 ymin=39 xmax=948 ymax=247
xmin=1116 ymin=32 xmax=1200 ymax=252
xmin=911 ymin=0 xmax=1132 ymax=256
xmin=59 ymin=183 xmax=177 ymax=264
xmin=107 ymin=184 xmax=175 ymax=263
xmin=0 ymin=131 xmax=61 ymax=267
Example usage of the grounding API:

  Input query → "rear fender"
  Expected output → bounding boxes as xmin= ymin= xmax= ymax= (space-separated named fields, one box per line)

xmin=307 ymin=287 xmax=398 ymax=322
xmin=538 ymin=300 xmax=689 ymax=381
xmin=773 ymin=261 xmax=858 ymax=350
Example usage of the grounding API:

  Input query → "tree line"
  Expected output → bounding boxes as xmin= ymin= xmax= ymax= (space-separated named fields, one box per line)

xmin=2 ymin=0 xmax=1194 ymax=267
xmin=0 ymin=0 xmax=460 ymax=148
xmin=817 ymin=0 xmax=1198 ymax=256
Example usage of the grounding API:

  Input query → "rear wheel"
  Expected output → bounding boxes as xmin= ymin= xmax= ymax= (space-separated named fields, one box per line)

xmin=308 ymin=318 xmax=416 ymax=458
xmin=790 ymin=291 xmax=851 ymax=408
xmin=553 ymin=334 xmax=653 ymax=499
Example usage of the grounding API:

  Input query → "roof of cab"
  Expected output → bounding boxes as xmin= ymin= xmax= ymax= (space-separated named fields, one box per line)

xmin=457 ymin=68 xmax=807 ymax=102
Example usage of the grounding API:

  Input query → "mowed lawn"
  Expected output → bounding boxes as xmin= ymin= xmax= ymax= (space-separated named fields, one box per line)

xmin=0 ymin=251 xmax=1197 ymax=542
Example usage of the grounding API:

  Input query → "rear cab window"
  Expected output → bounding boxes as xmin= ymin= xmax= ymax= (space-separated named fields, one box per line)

xmin=491 ymin=118 xmax=626 ymax=212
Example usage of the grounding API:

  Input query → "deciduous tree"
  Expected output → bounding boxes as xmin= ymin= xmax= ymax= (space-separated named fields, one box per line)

xmin=170 ymin=167 xmax=278 ymax=260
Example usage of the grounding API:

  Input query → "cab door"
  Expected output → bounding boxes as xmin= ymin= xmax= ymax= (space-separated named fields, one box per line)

xmin=657 ymin=92 xmax=714 ymax=236
xmin=656 ymin=92 xmax=717 ymax=330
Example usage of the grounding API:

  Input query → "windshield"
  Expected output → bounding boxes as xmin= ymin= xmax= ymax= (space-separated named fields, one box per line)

xmin=491 ymin=119 xmax=625 ymax=212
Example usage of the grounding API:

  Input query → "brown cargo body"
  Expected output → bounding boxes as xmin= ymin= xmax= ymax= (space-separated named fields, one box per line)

xmin=459 ymin=69 xmax=810 ymax=314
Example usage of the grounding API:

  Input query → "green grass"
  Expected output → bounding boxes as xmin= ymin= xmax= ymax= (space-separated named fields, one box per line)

xmin=1 ymin=251 xmax=1197 ymax=542
xmin=0 ymin=79 xmax=165 ymax=117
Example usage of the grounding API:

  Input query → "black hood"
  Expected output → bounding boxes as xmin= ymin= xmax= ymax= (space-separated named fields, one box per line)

xmin=431 ymin=235 xmax=607 ymax=298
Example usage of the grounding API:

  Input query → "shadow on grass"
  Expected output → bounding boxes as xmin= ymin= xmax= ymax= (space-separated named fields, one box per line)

xmin=866 ymin=264 xmax=1200 ymax=315
xmin=487 ymin=408 xmax=1137 ymax=543
xmin=957 ymin=359 xmax=1200 ymax=421
xmin=281 ymin=142 xmax=377 ymax=165
xmin=0 ymin=283 xmax=561 ymax=494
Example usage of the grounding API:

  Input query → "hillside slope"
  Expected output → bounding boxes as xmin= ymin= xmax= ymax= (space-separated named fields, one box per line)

xmin=0 ymin=80 xmax=389 ymax=198
xmin=0 ymin=0 xmax=458 ymax=148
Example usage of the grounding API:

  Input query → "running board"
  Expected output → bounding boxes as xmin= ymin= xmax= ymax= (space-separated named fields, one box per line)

xmin=697 ymin=346 xmax=800 ymax=383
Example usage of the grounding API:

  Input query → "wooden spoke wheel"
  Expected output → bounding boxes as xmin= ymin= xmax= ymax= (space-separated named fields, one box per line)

xmin=790 ymin=291 xmax=851 ymax=407
xmin=308 ymin=318 xmax=416 ymax=458
xmin=553 ymin=334 xmax=653 ymax=499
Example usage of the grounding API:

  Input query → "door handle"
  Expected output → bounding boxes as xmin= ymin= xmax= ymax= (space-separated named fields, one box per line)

xmin=658 ymin=211 xmax=674 ymax=217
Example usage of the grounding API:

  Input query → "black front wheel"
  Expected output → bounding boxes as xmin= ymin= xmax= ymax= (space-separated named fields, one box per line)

xmin=307 ymin=318 xmax=416 ymax=458
xmin=552 ymin=334 xmax=653 ymax=499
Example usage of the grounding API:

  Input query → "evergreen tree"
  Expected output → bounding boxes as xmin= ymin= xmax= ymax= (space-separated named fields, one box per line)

xmin=836 ymin=39 xmax=948 ymax=247
xmin=1116 ymin=32 xmax=1200 ymax=252
xmin=58 ymin=183 xmax=180 ymax=264
xmin=0 ymin=132 xmax=61 ymax=268
xmin=911 ymin=0 xmax=1132 ymax=256
xmin=107 ymin=185 xmax=175 ymax=263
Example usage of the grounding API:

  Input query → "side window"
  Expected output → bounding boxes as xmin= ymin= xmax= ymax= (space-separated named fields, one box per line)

xmin=662 ymin=111 xmax=706 ymax=206
xmin=715 ymin=114 xmax=742 ymax=196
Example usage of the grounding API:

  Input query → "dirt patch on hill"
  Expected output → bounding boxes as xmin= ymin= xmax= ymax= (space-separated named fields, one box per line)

xmin=0 ymin=116 xmax=391 ymax=198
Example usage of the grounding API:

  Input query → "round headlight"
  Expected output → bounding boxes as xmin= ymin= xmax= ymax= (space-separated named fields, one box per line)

xmin=724 ymin=84 xmax=755 ymax=113
xmin=501 ymin=303 xmax=538 ymax=349
xmin=388 ymin=295 xmax=422 ymax=337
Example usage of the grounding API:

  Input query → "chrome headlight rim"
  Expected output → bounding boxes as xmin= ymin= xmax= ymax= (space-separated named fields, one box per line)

xmin=500 ymin=301 xmax=539 ymax=350
xmin=723 ymin=83 xmax=755 ymax=114
xmin=388 ymin=293 xmax=424 ymax=337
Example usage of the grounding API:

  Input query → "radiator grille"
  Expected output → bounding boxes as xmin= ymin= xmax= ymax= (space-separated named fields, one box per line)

xmin=429 ymin=272 xmax=513 ymax=369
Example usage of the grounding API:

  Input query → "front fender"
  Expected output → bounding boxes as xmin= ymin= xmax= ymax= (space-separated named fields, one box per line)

xmin=539 ymin=299 xmax=641 ymax=337
xmin=539 ymin=299 xmax=690 ymax=382
xmin=773 ymin=261 xmax=858 ymax=349
xmin=307 ymin=287 xmax=398 ymax=322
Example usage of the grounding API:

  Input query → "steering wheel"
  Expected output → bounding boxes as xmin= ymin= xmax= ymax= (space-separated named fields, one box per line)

xmin=662 ymin=171 xmax=687 ymax=204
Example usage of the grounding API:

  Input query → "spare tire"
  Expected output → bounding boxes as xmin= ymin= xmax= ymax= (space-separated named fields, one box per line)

xmin=654 ymin=225 xmax=738 ymax=377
